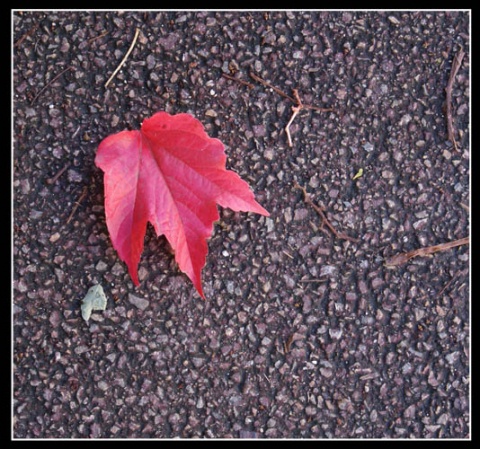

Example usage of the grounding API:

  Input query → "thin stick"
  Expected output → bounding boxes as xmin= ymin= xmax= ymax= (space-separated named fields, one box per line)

xmin=104 ymin=27 xmax=140 ymax=88
xmin=282 ymin=250 xmax=294 ymax=260
xmin=294 ymin=181 xmax=359 ymax=243
xmin=285 ymin=89 xmax=333 ymax=147
xmin=248 ymin=73 xmax=333 ymax=147
xmin=30 ymin=66 xmax=73 ymax=104
xmin=71 ymin=125 xmax=81 ymax=139
xmin=285 ymin=105 xmax=302 ymax=147
xmin=249 ymin=72 xmax=296 ymax=102
xmin=445 ymin=48 xmax=465 ymax=151
xmin=298 ymin=278 xmax=328 ymax=283
xmin=221 ymin=73 xmax=254 ymax=89
xmin=285 ymin=90 xmax=305 ymax=147
xmin=385 ymin=236 xmax=469 ymax=267
xmin=46 ymin=164 xmax=69 ymax=185
xmin=303 ymin=104 xmax=334 ymax=113
xmin=437 ymin=272 xmax=459 ymax=297
xmin=88 ymin=30 xmax=110 ymax=44
xmin=66 ymin=186 xmax=88 ymax=224
xmin=14 ymin=22 xmax=40 ymax=48
xmin=292 ymin=88 xmax=302 ymax=107
xmin=459 ymin=202 xmax=469 ymax=212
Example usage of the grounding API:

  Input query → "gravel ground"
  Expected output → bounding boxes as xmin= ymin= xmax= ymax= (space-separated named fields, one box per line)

xmin=13 ymin=10 xmax=470 ymax=439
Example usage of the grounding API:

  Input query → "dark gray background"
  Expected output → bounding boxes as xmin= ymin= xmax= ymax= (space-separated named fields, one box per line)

xmin=13 ymin=10 xmax=469 ymax=438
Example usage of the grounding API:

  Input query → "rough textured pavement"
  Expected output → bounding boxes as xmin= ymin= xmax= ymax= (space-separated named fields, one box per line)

xmin=13 ymin=11 xmax=470 ymax=438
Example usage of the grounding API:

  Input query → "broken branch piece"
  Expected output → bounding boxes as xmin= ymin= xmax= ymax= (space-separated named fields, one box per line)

xmin=294 ymin=181 xmax=359 ymax=243
xmin=385 ymin=236 xmax=469 ymax=267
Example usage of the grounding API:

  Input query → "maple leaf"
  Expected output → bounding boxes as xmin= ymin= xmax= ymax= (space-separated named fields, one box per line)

xmin=95 ymin=111 xmax=269 ymax=298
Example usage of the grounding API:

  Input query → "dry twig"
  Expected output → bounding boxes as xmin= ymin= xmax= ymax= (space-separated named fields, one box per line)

xmin=249 ymin=72 xmax=295 ymax=102
xmin=221 ymin=73 xmax=255 ymax=89
xmin=30 ymin=66 xmax=73 ymax=104
xmin=225 ymin=71 xmax=334 ymax=146
xmin=445 ymin=48 xmax=465 ymax=151
xmin=436 ymin=272 xmax=460 ymax=298
xmin=283 ymin=89 xmax=333 ymax=147
xmin=14 ymin=22 xmax=40 ymax=48
xmin=248 ymin=73 xmax=333 ymax=147
xmin=294 ymin=181 xmax=359 ymax=243
xmin=46 ymin=164 xmax=69 ymax=185
xmin=384 ymin=236 xmax=469 ymax=267
xmin=283 ymin=334 xmax=294 ymax=353
xmin=298 ymin=278 xmax=328 ymax=283
xmin=285 ymin=105 xmax=303 ymax=148
xmin=66 ymin=186 xmax=88 ymax=224
xmin=285 ymin=90 xmax=303 ymax=147
xmin=87 ymin=30 xmax=110 ymax=44
xmin=104 ymin=27 xmax=140 ymax=88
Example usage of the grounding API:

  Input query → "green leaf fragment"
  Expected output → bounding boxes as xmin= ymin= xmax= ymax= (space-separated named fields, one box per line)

xmin=352 ymin=168 xmax=364 ymax=180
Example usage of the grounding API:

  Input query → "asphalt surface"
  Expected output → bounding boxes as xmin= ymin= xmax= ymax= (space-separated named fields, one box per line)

xmin=13 ymin=10 xmax=470 ymax=439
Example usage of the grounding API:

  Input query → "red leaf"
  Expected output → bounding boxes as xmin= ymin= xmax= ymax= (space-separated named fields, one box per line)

xmin=95 ymin=112 xmax=269 ymax=298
